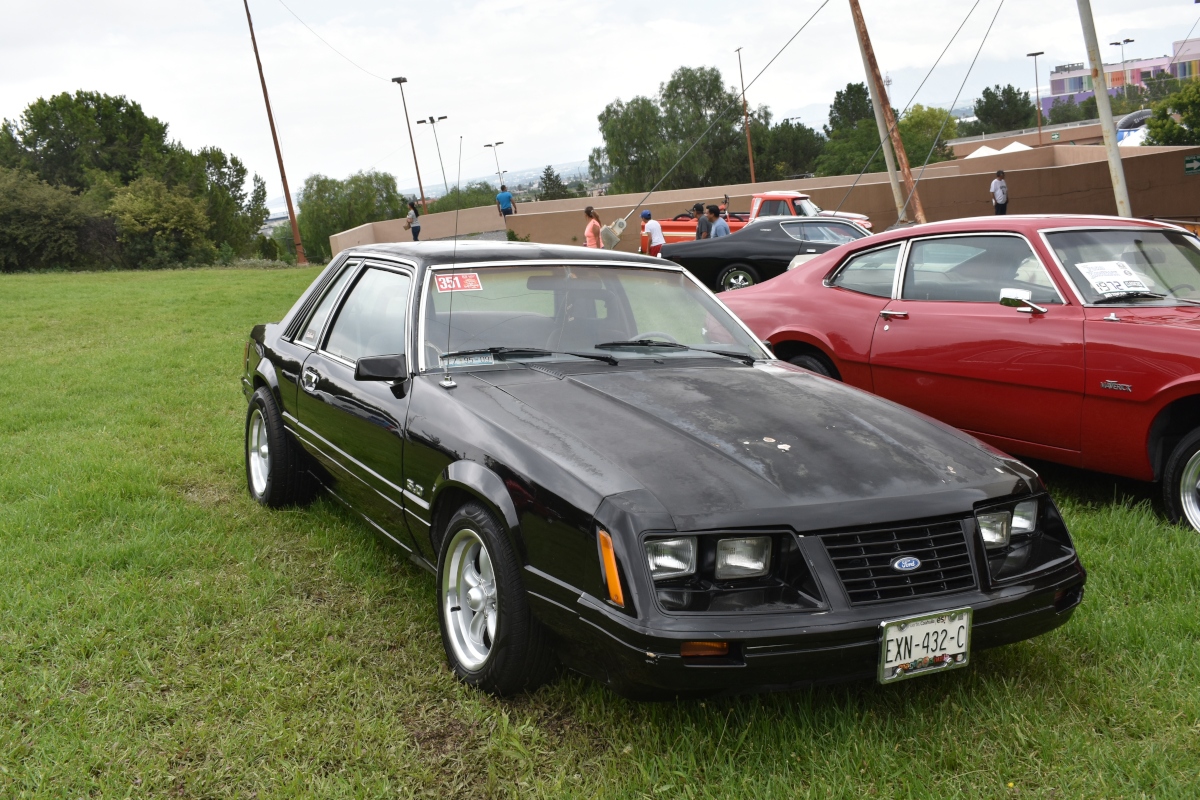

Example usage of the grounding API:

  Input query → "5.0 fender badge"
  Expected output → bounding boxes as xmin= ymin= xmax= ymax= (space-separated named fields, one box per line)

xmin=891 ymin=556 xmax=921 ymax=573
xmin=1100 ymin=380 xmax=1133 ymax=393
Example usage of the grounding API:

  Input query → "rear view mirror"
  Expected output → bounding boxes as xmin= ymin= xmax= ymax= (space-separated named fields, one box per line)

xmin=355 ymin=354 xmax=408 ymax=381
xmin=999 ymin=288 xmax=1046 ymax=314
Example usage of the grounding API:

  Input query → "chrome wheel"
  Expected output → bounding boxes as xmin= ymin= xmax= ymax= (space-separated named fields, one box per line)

xmin=442 ymin=527 xmax=497 ymax=671
xmin=247 ymin=408 xmax=270 ymax=496
xmin=1182 ymin=448 xmax=1200 ymax=531
xmin=722 ymin=269 xmax=755 ymax=291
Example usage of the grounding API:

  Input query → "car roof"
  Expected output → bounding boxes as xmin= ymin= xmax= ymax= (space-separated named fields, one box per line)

xmin=344 ymin=240 xmax=668 ymax=269
xmin=858 ymin=214 xmax=1180 ymax=248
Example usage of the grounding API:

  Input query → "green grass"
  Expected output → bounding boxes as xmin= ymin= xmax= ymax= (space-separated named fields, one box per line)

xmin=0 ymin=267 xmax=1198 ymax=798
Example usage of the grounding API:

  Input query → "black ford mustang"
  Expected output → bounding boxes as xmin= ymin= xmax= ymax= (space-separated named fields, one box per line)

xmin=241 ymin=241 xmax=1085 ymax=697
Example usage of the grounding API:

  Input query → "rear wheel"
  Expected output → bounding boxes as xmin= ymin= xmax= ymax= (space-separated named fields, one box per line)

xmin=1163 ymin=428 xmax=1200 ymax=532
xmin=787 ymin=353 xmax=837 ymax=379
xmin=245 ymin=386 xmax=315 ymax=507
xmin=716 ymin=263 xmax=759 ymax=292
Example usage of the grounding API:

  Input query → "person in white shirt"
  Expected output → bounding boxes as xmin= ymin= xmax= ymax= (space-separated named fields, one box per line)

xmin=640 ymin=209 xmax=666 ymax=256
xmin=989 ymin=170 xmax=1008 ymax=215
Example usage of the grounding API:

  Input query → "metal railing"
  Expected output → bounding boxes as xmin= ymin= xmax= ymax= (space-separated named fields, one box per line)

xmin=946 ymin=118 xmax=1100 ymax=145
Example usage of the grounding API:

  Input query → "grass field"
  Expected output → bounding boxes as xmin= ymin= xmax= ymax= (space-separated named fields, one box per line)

xmin=1 ymin=266 xmax=1198 ymax=799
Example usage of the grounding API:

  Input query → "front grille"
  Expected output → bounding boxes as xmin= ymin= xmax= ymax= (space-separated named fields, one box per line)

xmin=818 ymin=520 xmax=977 ymax=605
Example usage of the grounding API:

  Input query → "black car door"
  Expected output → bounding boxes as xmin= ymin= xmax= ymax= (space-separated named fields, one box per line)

xmin=780 ymin=220 xmax=862 ymax=268
xmin=294 ymin=261 xmax=419 ymax=553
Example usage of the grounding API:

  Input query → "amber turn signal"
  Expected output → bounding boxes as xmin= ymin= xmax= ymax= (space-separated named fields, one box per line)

xmin=597 ymin=529 xmax=625 ymax=607
xmin=680 ymin=641 xmax=729 ymax=658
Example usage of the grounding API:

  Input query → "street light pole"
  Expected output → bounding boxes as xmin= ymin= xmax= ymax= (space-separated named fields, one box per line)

xmin=1028 ymin=51 xmax=1045 ymax=145
xmin=734 ymin=47 xmax=756 ymax=184
xmin=391 ymin=77 xmax=428 ymax=214
xmin=1079 ymin=0 xmax=1132 ymax=216
xmin=242 ymin=0 xmax=306 ymax=264
xmin=484 ymin=142 xmax=506 ymax=187
xmin=418 ymin=116 xmax=449 ymax=196
xmin=1109 ymin=38 xmax=1134 ymax=100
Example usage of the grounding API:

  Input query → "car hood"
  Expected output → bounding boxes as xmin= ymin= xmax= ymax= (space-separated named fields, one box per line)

xmin=467 ymin=361 xmax=1030 ymax=531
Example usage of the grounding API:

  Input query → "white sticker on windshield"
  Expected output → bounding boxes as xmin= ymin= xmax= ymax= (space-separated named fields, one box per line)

xmin=435 ymin=273 xmax=483 ymax=292
xmin=438 ymin=353 xmax=494 ymax=368
xmin=1075 ymin=261 xmax=1149 ymax=296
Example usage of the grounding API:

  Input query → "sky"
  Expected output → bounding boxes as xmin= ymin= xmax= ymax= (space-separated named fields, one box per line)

xmin=2 ymin=0 xmax=1198 ymax=206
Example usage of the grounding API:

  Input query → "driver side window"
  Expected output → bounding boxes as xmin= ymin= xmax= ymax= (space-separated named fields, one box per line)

xmin=903 ymin=236 xmax=1062 ymax=304
xmin=830 ymin=244 xmax=901 ymax=298
xmin=323 ymin=267 xmax=412 ymax=363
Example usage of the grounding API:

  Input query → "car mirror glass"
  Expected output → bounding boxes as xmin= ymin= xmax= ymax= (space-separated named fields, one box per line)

xmin=999 ymin=288 xmax=1031 ymax=308
xmin=355 ymin=353 xmax=408 ymax=381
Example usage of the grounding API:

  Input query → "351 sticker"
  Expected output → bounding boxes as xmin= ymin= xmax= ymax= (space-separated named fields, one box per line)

xmin=435 ymin=273 xmax=483 ymax=292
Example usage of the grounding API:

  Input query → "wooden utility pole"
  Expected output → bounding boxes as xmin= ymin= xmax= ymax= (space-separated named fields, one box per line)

xmin=848 ymin=0 xmax=925 ymax=224
xmin=1076 ymin=0 xmax=1132 ymax=217
xmin=735 ymin=48 xmax=757 ymax=183
xmin=857 ymin=43 xmax=907 ymax=221
xmin=243 ymin=0 xmax=307 ymax=264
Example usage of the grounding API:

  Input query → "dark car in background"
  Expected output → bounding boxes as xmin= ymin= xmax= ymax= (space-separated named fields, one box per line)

xmin=662 ymin=216 xmax=870 ymax=292
xmin=241 ymin=241 xmax=1085 ymax=697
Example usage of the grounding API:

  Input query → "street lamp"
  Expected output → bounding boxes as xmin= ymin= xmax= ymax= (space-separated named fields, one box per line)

xmin=391 ymin=77 xmax=428 ymax=213
xmin=484 ymin=142 xmax=506 ymax=188
xmin=1027 ymin=51 xmax=1045 ymax=145
xmin=1109 ymin=38 xmax=1134 ymax=99
xmin=417 ymin=115 xmax=450 ymax=196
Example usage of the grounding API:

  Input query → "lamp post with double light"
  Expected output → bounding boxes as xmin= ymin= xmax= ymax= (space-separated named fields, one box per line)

xmin=484 ymin=142 xmax=506 ymax=188
xmin=417 ymin=115 xmax=450 ymax=196
xmin=1109 ymin=38 xmax=1134 ymax=99
xmin=391 ymin=77 xmax=428 ymax=213
xmin=1027 ymin=51 xmax=1045 ymax=144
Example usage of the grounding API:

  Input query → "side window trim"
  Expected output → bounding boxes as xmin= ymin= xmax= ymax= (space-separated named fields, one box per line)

xmin=824 ymin=241 xmax=905 ymax=299
xmin=292 ymin=259 xmax=361 ymax=350
xmin=317 ymin=260 xmax=416 ymax=367
xmin=897 ymin=232 xmax=1067 ymax=305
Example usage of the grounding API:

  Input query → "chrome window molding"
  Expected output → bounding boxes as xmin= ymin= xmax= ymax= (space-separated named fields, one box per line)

xmin=1035 ymin=224 xmax=1194 ymax=307
xmin=312 ymin=258 xmax=417 ymax=364
xmin=821 ymin=240 xmax=906 ymax=299
xmin=895 ymin=230 xmax=1068 ymax=306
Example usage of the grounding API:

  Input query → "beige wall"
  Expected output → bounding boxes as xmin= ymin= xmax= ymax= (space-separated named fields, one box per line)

xmin=950 ymin=123 xmax=1105 ymax=158
xmin=330 ymin=144 xmax=1200 ymax=256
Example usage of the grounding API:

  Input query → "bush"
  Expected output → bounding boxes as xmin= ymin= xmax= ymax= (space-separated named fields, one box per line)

xmin=0 ymin=167 xmax=95 ymax=272
xmin=297 ymin=171 xmax=404 ymax=262
xmin=427 ymin=181 xmax=499 ymax=214
xmin=109 ymin=176 xmax=213 ymax=268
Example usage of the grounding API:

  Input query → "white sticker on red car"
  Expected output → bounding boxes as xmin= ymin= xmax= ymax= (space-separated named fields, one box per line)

xmin=435 ymin=273 xmax=483 ymax=292
xmin=1075 ymin=261 xmax=1150 ymax=296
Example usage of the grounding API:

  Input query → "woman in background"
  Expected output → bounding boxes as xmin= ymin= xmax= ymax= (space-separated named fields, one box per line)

xmin=405 ymin=201 xmax=421 ymax=241
xmin=583 ymin=206 xmax=602 ymax=249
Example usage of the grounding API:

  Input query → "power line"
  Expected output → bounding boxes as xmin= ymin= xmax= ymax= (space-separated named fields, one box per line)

xmin=273 ymin=0 xmax=389 ymax=82
xmin=1166 ymin=11 xmax=1200 ymax=69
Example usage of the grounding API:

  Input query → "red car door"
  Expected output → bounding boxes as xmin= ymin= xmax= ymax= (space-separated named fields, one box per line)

xmin=818 ymin=242 xmax=904 ymax=389
xmin=869 ymin=233 xmax=1086 ymax=462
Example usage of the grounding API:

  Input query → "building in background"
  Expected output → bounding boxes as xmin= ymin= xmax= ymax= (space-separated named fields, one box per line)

xmin=1042 ymin=38 xmax=1200 ymax=115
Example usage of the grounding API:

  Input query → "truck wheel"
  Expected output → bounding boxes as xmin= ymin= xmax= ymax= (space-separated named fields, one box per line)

xmin=245 ymin=386 xmax=315 ymax=507
xmin=1163 ymin=428 xmax=1200 ymax=532
xmin=717 ymin=264 xmax=759 ymax=292
xmin=437 ymin=501 xmax=558 ymax=695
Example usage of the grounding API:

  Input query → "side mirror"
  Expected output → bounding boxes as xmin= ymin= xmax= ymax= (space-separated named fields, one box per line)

xmin=355 ymin=353 xmax=408 ymax=381
xmin=999 ymin=288 xmax=1047 ymax=314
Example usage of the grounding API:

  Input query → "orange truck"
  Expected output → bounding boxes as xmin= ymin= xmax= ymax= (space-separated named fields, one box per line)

xmin=640 ymin=190 xmax=871 ymax=253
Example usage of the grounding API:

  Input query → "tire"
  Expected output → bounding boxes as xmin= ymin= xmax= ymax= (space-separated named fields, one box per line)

xmin=245 ymin=386 xmax=315 ymax=507
xmin=1163 ymin=428 xmax=1200 ymax=532
xmin=787 ymin=353 xmax=836 ymax=379
xmin=436 ymin=501 xmax=557 ymax=695
xmin=716 ymin=263 xmax=760 ymax=292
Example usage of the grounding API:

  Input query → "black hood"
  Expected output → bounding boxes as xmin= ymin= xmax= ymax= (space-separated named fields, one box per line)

xmin=462 ymin=361 xmax=1031 ymax=532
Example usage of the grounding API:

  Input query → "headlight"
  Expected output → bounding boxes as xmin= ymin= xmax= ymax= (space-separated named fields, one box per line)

xmin=715 ymin=536 xmax=772 ymax=579
xmin=645 ymin=536 xmax=696 ymax=580
xmin=977 ymin=499 xmax=1038 ymax=549
xmin=1012 ymin=499 xmax=1038 ymax=534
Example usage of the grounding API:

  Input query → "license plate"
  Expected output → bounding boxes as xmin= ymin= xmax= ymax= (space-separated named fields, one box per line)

xmin=878 ymin=608 xmax=972 ymax=684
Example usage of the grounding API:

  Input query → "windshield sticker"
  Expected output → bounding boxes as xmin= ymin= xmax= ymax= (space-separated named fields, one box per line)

xmin=1075 ymin=261 xmax=1150 ymax=296
xmin=435 ymin=273 xmax=483 ymax=292
xmin=438 ymin=353 xmax=494 ymax=368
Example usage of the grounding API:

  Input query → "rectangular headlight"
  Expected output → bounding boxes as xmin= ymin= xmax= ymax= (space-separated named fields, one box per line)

xmin=977 ymin=510 xmax=1012 ymax=549
xmin=715 ymin=536 xmax=772 ymax=579
xmin=645 ymin=537 xmax=696 ymax=580
xmin=1012 ymin=499 xmax=1038 ymax=534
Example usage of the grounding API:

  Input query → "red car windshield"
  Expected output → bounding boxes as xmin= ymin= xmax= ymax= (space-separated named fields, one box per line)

xmin=1045 ymin=229 xmax=1200 ymax=305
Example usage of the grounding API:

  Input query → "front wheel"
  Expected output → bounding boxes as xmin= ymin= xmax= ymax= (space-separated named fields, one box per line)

xmin=1163 ymin=429 xmax=1200 ymax=532
xmin=716 ymin=263 xmax=760 ymax=292
xmin=436 ymin=502 xmax=557 ymax=694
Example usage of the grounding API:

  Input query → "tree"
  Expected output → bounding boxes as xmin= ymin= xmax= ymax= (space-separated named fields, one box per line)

xmin=815 ymin=83 xmax=883 ymax=177
xmin=752 ymin=118 xmax=825 ymax=180
xmin=538 ymin=165 xmax=573 ymax=200
xmin=0 ymin=166 xmax=93 ymax=271
xmin=969 ymin=84 xmax=1036 ymax=134
xmin=1048 ymin=95 xmax=1086 ymax=125
xmin=297 ymin=170 xmax=406 ymax=262
xmin=109 ymin=176 xmax=213 ymax=267
xmin=826 ymin=82 xmax=873 ymax=135
xmin=1146 ymin=80 xmax=1200 ymax=146
xmin=898 ymin=104 xmax=957 ymax=167
xmin=427 ymin=181 xmax=499 ymax=214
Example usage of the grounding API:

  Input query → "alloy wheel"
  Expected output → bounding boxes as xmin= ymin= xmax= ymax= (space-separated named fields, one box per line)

xmin=1182 ymin=448 xmax=1200 ymax=531
xmin=722 ymin=269 xmax=754 ymax=291
xmin=442 ymin=527 xmax=498 ymax=670
xmin=247 ymin=408 xmax=270 ymax=496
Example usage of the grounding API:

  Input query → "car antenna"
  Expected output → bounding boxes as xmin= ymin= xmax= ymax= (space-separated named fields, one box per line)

xmin=440 ymin=135 xmax=464 ymax=390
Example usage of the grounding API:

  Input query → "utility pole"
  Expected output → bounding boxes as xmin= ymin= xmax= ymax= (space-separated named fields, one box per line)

xmin=1028 ymin=51 xmax=1045 ymax=145
xmin=848 ymin=0 xmax=924 ymax=223
xmin=855 ymin=40 xmax=906 ymax=222
xmin=392 ymin=77 xmax=428 ymax=213
xmin=418 ymin=116 xmax=449 ymax=196
xmin=242 ymin=0 xmax=306 ymax=264
xmin=1078 ymin=0 xmax=1132 ymax=216
xmin=735 ymin=47 xmax=757 ymax=184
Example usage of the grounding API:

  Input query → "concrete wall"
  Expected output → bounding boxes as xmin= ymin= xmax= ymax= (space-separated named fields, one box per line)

xmin=330 ymin=144 xmax=1200 ymax=256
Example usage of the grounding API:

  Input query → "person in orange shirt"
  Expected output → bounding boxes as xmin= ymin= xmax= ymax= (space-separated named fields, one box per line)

xmin=583 ymin=206 xmax=603 ymax=248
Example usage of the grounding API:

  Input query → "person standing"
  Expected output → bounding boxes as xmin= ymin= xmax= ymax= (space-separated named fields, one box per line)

xmin=583 ymin=206 xmax=603 ymax=249
xmin=641 ymin=209 xmax=665 ymax=256
xmin=495 ymin=184 xmax=517 ymax=218
xmin=693 ymin=202 xmax=712 ymax=240
xmin=707 ymin=205 xmax=731 ymax=238
xmin=404 ymin=201 xmax=421 ymax=241
xmin=989 ymin=170 xmax=1008 ymax=215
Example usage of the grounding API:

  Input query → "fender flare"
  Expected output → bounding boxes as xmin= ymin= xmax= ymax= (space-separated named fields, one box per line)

xmin=429 ymin=460 xmax=523 ymax=554
xmin=767 ymin=327 xmax=844 ymax=371
xmin=253 ymin=356 xmax=282 ymax=405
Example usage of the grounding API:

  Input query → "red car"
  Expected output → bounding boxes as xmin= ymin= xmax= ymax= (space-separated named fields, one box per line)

xmin=722 ymin=215 xmax=1200 ymax=533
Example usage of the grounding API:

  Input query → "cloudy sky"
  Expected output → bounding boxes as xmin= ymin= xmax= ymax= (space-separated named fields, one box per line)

xmin=2 ymin=0 xmax=1197 ymax=203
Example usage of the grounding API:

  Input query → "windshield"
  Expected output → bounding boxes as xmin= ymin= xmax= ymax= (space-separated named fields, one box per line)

xmin=1045 ymin=229 xmax=1200 ymax=304
xmin=421 ymin=264 xmax=768 ymax=369
xmin=793 ymin=198 xmax=822 ymax=217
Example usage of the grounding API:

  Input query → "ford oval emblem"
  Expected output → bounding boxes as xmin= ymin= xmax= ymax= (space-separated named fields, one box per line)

xmin=891 ymin=556 xmax=921 ymax=572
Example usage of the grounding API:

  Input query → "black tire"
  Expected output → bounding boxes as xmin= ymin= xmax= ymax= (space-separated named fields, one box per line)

xmin=436 ymin=501 xmax=558 ymax=695
xmin=1163 ymin=428 xmax=1200 ymax=533
xmin=716 ymin=263 xmax=760 ymax=292
xmin=787 ymin=353 xmax=836 ymax=379
xmin=244 ymin=386 xmax=316 ymax=507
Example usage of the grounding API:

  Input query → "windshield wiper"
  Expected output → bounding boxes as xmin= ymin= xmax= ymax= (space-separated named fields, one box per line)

xmin=594 ymin=340 xmax=757 ymax=365
xmin=1092 ymin=291 xmax=1169 ymax=304
xmin=439 ymin=346 xmax=618 ymax=365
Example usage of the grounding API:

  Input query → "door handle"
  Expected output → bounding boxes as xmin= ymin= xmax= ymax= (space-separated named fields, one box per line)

xmin=879 ymin=310 xmax=908 ymax=319
xmin=301 ymin=366 xmax=320 ymax=393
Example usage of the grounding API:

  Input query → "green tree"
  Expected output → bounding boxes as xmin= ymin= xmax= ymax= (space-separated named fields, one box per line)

xmin=1146 ymin=80 xmax=1200 ymax=146
xmin=109 ymin=176 xmax=213 ymax=267
xmin=426 ymin=181 xmax=499 ymax=214
xmin=1048 ymin=95 xmax=1086 ymax=125
xmin=752 ymin=118 xmax=825 ymax=180
xmin=826 ymin=82 xmax=873 ymax=135
xmin=297 ymin=170 xmax=405 ymax=262
xmin=0 ymin=166 xmax=95 ymax=271
xmin=899 ymin=104 xmax=957 ymax=167
xmin=814 ymin=118 xmax=882 ymax=177
xmin=969 ymin=84 xmax=1037 ymax=134
xmin=537 ymin=165 xmax=573 ymax=200
xmin=596 ymin=95 xmax=666 ymax=193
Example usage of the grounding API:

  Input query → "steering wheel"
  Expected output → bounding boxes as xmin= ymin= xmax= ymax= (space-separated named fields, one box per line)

xmin=632 ymin=331 xmax=678 ymax=344
xmin=1169 ymin=284 xmax=1195 ymax=294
